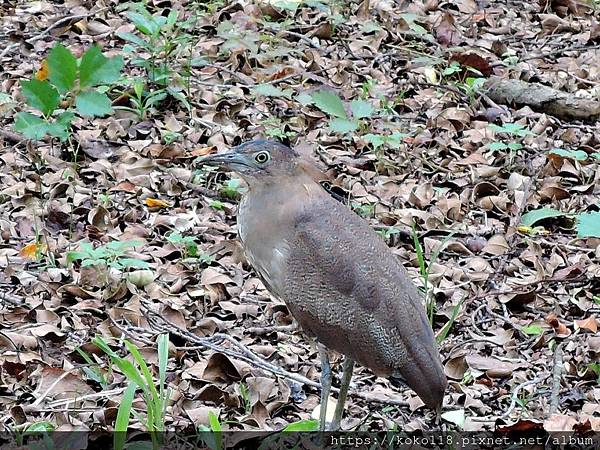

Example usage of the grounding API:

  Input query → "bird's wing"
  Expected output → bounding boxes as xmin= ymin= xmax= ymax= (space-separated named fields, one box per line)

xmin=282 ymin=195 xmax=446 ymax=408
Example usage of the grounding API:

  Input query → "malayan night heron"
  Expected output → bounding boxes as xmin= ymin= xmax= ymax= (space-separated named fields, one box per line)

xmin=199 ymin=140 xmax=446 ymax=430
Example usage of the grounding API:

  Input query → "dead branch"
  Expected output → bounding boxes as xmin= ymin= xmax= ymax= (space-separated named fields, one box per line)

xmin=139 ymin=300 xmax=409 ymax=407
xmin=501 ymin=376 xmax=546 ymax=419
xmin=484 ymin=76 xmax=600 ymax=121
xmin=549 ymin=343 xmax=564 ymax=415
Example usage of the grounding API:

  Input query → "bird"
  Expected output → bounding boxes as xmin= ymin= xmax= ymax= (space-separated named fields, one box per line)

xmin=198 ymin=140 xmax=447 ymax=430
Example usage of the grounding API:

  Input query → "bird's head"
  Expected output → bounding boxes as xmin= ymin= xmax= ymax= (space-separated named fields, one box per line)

xmin=197 ymin=140 xmax=302 ymax=184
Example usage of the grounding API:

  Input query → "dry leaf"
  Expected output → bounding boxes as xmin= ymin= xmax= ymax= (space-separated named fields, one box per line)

xmin=575 ymin=316 xmax=597 ymax=333
xmin=35 ymin=59 xmax=49 ymax=80
xmin=18 ymin=242 xmax=46 ymax=259
xmin=145 ymin=198 xmax=171 ymax=208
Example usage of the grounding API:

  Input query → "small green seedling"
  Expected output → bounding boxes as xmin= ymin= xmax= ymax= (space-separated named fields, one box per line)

xmin=220 ymin=178 xmax=245 ymax=199
xmin=14 ymin=43 xmax=123 ymax=141
xmin=587 ymin=363 xmax=600 ymax=384
xmin=413 ymin=226 xmax=456 ymax=325
xmin=259 ymin=117 xmax=297 ymax=140
xmin=166 ymin=232 xmax=213 ymax=264
xmin=238 ymin=383 xmax=252 ymax=414
xmin=210 ymin=200 xmax=225 ymax=211
xmin=352 ymin=202 xmax=375 ymax=218
xmin=167 ymin=232 xmax=198 ymax=258
xmin=362 ymin=131 xmax=409 ymax=151
xmin=377 ymin=226 xmax=401 ymax=241
xmin=488 ymin=123 xmax=534 ymax=165
xmin=67 ymin=240 xmax=149 ymax=270
xmin=309 ymin=89 xmax=375 ymax=134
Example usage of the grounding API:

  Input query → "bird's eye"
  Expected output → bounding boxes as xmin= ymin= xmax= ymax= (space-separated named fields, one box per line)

xmin=320 ymin=180 xmax=332 ymax=191
xmin=254 ymin=151 xmax=270 ymax=164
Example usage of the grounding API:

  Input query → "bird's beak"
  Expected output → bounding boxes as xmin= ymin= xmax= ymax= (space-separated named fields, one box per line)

xmin=196 ymin=148 xmax=247 ymax=169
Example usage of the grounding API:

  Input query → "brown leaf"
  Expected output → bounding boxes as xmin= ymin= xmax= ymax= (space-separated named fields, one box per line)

xmin=575 ymin=315 xmax=597 ymax=333
xmin=545 ymin=313 xmax=572 ymax=337
xmin=434 ymin=12 xmax=463 ymax=46
xmin=544 ymin=414 xmax=578 ymax=432
xmin=34 ymin=366 xmax=94 ymax=400
xmin=465 ymin=355 xmax=519 ymax=378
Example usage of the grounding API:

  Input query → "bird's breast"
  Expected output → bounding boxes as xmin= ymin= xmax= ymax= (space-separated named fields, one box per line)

xmin=237 ymin=195 xmax=290 ymax=296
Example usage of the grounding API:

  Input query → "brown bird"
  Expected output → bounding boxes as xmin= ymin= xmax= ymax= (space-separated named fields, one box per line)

xmin=199 ymin=140 xmax=446 ymax=430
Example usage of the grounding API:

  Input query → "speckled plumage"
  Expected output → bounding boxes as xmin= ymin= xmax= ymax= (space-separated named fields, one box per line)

xmin=202 ymin=140 xmax=447 ymax=410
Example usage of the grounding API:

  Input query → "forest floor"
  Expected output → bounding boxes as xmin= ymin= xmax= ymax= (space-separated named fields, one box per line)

xmin=1 ymin=0 xmax=600 ymax=442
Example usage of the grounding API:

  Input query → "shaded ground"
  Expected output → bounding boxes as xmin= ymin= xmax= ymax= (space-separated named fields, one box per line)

xmin=1 ymin=0 xmax=599 ymax=437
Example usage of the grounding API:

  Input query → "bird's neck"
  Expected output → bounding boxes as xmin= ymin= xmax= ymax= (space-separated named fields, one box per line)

xmin=240 ymin=173 xmax=324 ymax=226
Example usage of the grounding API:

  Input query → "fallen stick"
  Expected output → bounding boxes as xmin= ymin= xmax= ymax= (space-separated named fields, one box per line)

xmin=484 ymin=76 xmax=600 ymax=121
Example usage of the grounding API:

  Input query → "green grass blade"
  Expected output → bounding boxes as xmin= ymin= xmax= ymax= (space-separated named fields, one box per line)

xmin=114 ymin=381 xmax=137 ymax=450
xmin=436 ymin=297 xmax=465 ymax=344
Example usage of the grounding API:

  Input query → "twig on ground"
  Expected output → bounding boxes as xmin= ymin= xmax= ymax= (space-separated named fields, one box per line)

xmin=246 ymin=324 xmax=298 ymax=336
xmin=501 ymin=376 xmax=546 ymax=419
xmin=0 ymin=291 xmax=26 ymax=307
xmin=139 ymin=300 xmax=409 ymax=407
xmin=549 ymin=342 xmax=564 ymax=415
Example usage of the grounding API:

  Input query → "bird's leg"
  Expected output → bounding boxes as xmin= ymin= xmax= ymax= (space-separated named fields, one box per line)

xmin=330 ymin=358 xmax=354 ymax=430
xmin=317 ymin=343 xmax=332 ymax=432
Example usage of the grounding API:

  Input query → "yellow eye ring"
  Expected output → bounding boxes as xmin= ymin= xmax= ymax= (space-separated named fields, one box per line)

xmin=254 ymin=151 xmax=270 ymax=164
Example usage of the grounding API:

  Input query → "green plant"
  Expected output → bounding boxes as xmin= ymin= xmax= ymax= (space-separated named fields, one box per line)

xmin=197 ymin=411 xmax=223 ymax=450
xmin=360 ymin=78 xmax=377 ymax=98
xmin=461 ymin=77 xmax=486 ymax=101
xmin=117 ymin=3 xmax=195 ymax=113
xmin=116 ymin=78 xmax=169 ymax=119
xmin=515 ymin=391 xmax=534 ymax=418
xmin=412 ymin=226 xmax=456 ymax=325
xmin=352 ymin=202 xmax=375 ymax=218
xmin=363 ymin=131 xmax=409 ymax=153
xmin=75 ymin=347 xmax=109 ymax=388
xmin=12 ymin=422 xmax=55 ymax=448
xmin=436 ymin=297 xmax=465 ymax=344
xmin=166 ymin=232 xmax=198 ymax=259
xmin=166 ymin=231 xmax=213 ymax=265
xmin=216 ymin=20 xmax=260 ymax=54
xmin=519 ymin=207 xmax=600 ymax=238
xmin=377 ymin=226 xmax=401 ymax=241
xmin=587 ymin=363 xmax=600 ymax=384
xmin=548 ymin=148 xmax=597 ymax=161
xmin=442 ymin=61 xmax=462 ymax=78
xmin=259 ymin=117 xmax=297 ymax=140
xmin=238 ymin=383 xmax=252 ymax=414
xmin=14 ymin=43 xmax=123 ymax=141
xmin=93 ymin=334 xmax=170 ymax=450
xmin=256 ymin=418 xmax=319 ymax=450
xmin=67 ymin=240 xmax=149 ymax=270
xmin=501 ymin=49 xmax=519 ymax=67
xmin=220 ymin=178 xmax=245 ymax=199
xmin=490 ymin=122 xmax=534 ymax=138
xmin=120 ymin=4 xmax=180 ymax=85
xmin=210 ymin=200 xmax=225 ymax=211
xmin=521 ymin=324 xmax=544 ymax=336
xmin=309 ymin=89 xmax=374 ymax=134
xmin=488 ymin=122 xmax=534 ymax=165
xmin=98 ymin=193 xmax=111 ymax=208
